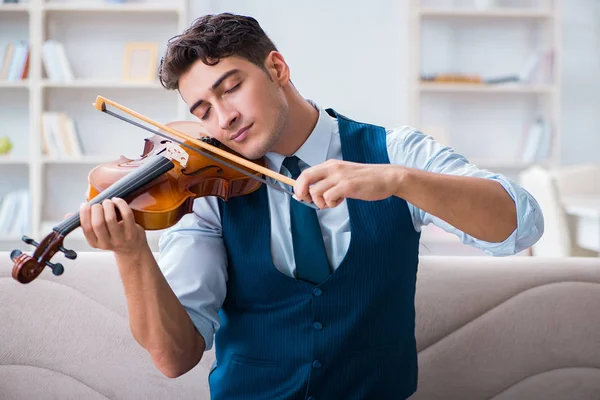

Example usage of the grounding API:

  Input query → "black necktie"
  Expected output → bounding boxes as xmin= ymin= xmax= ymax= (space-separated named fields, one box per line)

xmin=282 ymin=156 xmax=331 ymax=284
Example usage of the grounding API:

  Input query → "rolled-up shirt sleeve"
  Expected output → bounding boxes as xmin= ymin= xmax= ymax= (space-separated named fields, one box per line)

xmin=156 ymin=196 xmax=227 ymax=350
xmin=387 ymin=126 xmax=544 ymax=256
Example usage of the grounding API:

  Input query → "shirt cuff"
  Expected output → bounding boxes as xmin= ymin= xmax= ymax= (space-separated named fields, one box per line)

xmin=465 ymin=176 xmax=544 ymax=256
xmin=185 ymin=307 xmax=216 ymax=351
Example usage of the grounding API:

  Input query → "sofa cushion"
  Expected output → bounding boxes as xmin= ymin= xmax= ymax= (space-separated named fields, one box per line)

xmin=1 ymin=252 xmax=600 ymax=399
xmin=1 ymin=251 xmax=212 ymax=400
xmin=411 ymin=255 xmax=600 ymax=399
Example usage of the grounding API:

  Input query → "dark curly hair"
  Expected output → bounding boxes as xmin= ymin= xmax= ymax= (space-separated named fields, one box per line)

xmin=159 ymin=13 xmax=278 ymax=90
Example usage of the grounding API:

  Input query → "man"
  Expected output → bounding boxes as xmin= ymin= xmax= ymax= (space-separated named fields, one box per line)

xmin=78 ymin=12 xmax=544 ymax=400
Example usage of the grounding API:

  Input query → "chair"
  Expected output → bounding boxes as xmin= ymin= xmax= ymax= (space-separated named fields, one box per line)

xmin=551 ymin=164 xmax=600 ymax=197
xmin=551 ymin=163 xmax=600 ymax=256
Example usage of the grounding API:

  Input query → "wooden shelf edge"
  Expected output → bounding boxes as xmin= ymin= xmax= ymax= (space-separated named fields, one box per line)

xmin=419 ymin=82 xmax=556 ymax=93
xmin=419 ymin=7 xmax=553 ymax=19
xmin=0 ymin=80 xmax=29 ymax=88
xmin=0 ymin=158 xmax=29 ymax=165
xmin=43 ymin=3 xmax=181 ymax=13
xmin=0 ymin=5 xmax=30 ymax=12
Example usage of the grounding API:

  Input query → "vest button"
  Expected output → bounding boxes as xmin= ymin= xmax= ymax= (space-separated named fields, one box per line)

xmin=312 ymin=360 xmax=322 ymax=369
xmin=312 ymin=288 xmax=323 ymax=296
xmin=313 ymin=321 xmax=323 ymax=330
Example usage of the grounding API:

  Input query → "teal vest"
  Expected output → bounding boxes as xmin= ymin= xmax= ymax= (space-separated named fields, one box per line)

xmin=212 ymin=110 xmax=421 ymax=399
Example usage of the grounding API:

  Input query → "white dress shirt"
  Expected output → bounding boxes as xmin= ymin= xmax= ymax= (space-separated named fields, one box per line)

xmin=157 ymin=101 xmax=544 ymax=350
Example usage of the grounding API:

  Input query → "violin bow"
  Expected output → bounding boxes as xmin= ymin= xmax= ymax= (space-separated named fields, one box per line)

xmin=93 ymin=96 xmax=318 ymax=210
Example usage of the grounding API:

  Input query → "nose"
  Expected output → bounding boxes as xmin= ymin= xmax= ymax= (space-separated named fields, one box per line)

xmin=216 ymin=103 xmax=240 ymax=131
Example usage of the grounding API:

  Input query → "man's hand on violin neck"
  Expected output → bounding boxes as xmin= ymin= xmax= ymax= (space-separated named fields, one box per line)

xmin=79 ymin=198 xmax=148 ymax=255
xmin=293 ymin=160 xmax=405 ymax=209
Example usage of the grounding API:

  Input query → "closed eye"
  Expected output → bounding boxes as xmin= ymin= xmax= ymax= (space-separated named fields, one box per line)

xmin=225 ymin=82 xmax=241 ymax=93
xmin=201 ymin=107 xmax=211 ymax=121
xmin=200 ymin=82 xmax=241 ymax=120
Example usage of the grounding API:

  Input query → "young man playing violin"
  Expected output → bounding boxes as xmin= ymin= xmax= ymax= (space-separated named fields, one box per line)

xmin=78 ymin=13 xmax=544 ymax=400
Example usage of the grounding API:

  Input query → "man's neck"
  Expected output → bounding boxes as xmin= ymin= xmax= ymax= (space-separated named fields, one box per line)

xmin=272 ymin=93 xmax=319 ymax=156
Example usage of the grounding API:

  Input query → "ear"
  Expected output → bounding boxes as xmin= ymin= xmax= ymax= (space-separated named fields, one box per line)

xmin=264 ymin=51 xmax=290 ymax=85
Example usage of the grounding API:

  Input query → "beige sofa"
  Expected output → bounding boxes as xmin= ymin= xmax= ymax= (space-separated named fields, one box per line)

xmin=1 ymin=252 xmax=600 ymax=400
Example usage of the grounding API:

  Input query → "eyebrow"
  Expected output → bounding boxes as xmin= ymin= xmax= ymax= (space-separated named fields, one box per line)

xmin=189 ymin=69 xmax=241 ymax=114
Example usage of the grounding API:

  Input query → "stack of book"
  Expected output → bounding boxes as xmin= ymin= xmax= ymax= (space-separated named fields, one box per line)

xmin=41 ymin=112 xmax=84 ymax=158
xmin=0 ymin=189 xmax=29 ymax=237
xmin=0 ymin=40 xmax=29 ymax=81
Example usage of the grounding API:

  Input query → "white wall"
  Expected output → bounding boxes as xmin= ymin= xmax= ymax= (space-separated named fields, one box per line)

xmin=561 ymin=0 xmax=600 ymax=166
xmin=189 ymin=0 xmax=410 ymax=130
xmin=188 ymin=0 xmax=599 ymax=166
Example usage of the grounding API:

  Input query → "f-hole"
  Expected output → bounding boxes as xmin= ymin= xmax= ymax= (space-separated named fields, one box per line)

xmin=182 ymin=165 xmax=224 ymax=176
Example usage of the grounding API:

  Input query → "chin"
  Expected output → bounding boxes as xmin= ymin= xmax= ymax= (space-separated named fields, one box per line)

xmin=234 ymin=140 xmax=264 ymax=160
xmin=238 ymin=142 xmax=268 ymax=161
xmin=242 ymin=149 xmax=265 ymax=161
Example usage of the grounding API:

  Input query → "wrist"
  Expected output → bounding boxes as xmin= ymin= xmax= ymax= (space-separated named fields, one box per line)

xmin=389 ymin=164 xmax=412 ymax=198
xmin=114 ymin=240 xmax=153 ymax=265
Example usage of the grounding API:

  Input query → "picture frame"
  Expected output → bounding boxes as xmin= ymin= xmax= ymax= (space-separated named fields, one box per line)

xmin=122 ymin=42 xmax=158 ymax=82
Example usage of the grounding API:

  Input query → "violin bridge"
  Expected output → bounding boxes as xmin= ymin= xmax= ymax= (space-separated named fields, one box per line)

xmin=164 ymin=142 xmax=189 ymax=168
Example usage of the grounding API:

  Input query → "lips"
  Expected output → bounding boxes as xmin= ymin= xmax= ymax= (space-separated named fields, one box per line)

xmin=231 ymin=124 xmax=252 ymax=143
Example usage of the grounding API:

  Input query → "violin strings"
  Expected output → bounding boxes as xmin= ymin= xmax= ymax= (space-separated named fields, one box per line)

xmin=55 ymin=106 xmax=321 ymax=237
xmin=55 ymin=156 xmax=174 ymax=235
xmin=101 ymin=108 xmax=317 ymax=209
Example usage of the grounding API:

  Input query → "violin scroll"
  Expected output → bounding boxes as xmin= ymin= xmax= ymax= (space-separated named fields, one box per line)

xmin=11 ymin=233 xmax=76 ymax=284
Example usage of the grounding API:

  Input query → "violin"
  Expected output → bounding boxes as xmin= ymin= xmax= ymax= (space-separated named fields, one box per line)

xmin=86 ymin=120 xmax=264 ymax=230
xmin=11 ymin=96 xmax=309 ymax=284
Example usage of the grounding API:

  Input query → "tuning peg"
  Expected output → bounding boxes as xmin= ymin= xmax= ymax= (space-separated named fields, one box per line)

xmin=21 ymin=235 xmax=39 ymax=248
xmin=58 ymin=246 xmax=77 ymax=260
xmin=21 ymin=235 xmax=76 ymax=260
xmin=44 ymin=261 xmax=64 ymax=276
xmin=10 ymin=249 xmax=22 ymax=261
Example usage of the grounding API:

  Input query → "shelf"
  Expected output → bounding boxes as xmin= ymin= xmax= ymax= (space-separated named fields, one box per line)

xmin=0 ymin=157 xmax=29 ymax=165
xmin=0 ymin=4 xmax=30 ymax=12
xmin=419 ymin=8 xmax=553 ymax=19
xmin=419 ymin=82 xmax=555 ymax=94
xmin=43 ymin=2 xmax=181 ymax=13
xmin=0 ymin=80 xmax=29 ymax=89
xmin=0 ymin=0 xmax=190 ymax=253
xmin=42 ymin=79 xmax=164 ymax=89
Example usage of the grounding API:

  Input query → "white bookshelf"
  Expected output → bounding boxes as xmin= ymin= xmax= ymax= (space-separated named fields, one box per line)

xmin=409 ymin=0 xmax=562 ymax=175
xmin=410 ymin=0 xmax=560 ymax=255
xmin=0 ymin=0 xmax=189 ymax=252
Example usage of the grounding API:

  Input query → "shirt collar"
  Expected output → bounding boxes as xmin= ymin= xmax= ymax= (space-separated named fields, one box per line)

xmin=265 ymin=100 xmax=336 ymax=174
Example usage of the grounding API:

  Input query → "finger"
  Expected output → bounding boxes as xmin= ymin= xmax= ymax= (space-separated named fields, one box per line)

xmin=102 ymin=199 xmax=123 ymax=243
xmin=79 ymin=203 xmax=98 ymax=246
xmin=64 ymin=212 xmax=73 ymax=220
xmin=90 ymin=203 xmax=111 ymax=246
xmin=112 ymin=198 xmax=136 ymax=240
xmin=308 ymin=178 xmax=336 ymax=210
xmin=322 ymin=182 xmax=348 ymax=208
xmin=295 ymin=166 xmax=329 ymax=203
